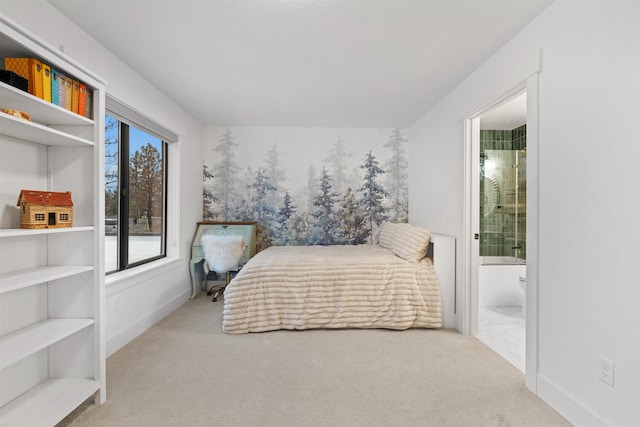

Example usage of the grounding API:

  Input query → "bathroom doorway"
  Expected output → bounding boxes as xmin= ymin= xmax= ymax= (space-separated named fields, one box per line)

xmin=474 ymin=91 xmax=527 ymax=372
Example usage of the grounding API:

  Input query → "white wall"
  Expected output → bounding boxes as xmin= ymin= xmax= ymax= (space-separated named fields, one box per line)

xmin=408 ymin=1 xmax=639 ymax=426
xmin=1 ymin=1 xmax=204 ymax=356
xmin=479 ymin=265 xmax=526 ymax=307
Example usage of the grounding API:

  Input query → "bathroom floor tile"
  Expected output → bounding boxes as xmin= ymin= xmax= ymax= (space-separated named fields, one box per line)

xmin=477 ymin=306 xmax=525 ymax=373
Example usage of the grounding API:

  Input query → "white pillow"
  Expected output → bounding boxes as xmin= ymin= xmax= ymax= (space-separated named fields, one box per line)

xmin=377 ymin=222 xmax=399 ymax=249
xmin=391 ymin=223 xmax=431 ymax=262
xmin=201 ymin=234 xmax=246 ymax=273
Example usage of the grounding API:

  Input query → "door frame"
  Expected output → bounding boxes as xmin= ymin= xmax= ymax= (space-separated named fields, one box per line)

xmin=462 ymin=73 xmax=540 ymax=393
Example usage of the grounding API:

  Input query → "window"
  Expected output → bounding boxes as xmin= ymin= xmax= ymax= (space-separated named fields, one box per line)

xmin=35 ymin=213 xmax=45 ymax=221
xmin=60 ymin=213 xmax=69 ymax=221
xmin=105 ymin=97 xmax=177 ymax=274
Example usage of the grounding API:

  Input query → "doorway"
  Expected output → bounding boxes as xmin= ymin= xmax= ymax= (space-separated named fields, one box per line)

xmin=474 ymin=92 xmax=527 ymax=372
xmin=462 ymin=70 xmax=540 ymax=392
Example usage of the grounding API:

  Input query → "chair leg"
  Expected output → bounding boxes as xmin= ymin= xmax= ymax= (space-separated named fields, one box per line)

xmin=209 ymin=270 xmax=237 ymax=302
xmin=212 ymin=286 xmax=225 ymax=302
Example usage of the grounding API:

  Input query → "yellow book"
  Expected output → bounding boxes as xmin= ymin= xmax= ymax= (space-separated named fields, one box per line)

xmin=30 ymin=59 xmax=43 ymax=98
xmin=41 ymin=62 xmax=51 ymax=102
xmin=71 ymin=80 xmax=79 ymax=114
xmin=64 ymin=77 xmax=73 ymax=111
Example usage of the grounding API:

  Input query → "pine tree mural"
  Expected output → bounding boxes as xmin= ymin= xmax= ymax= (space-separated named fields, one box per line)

xmin=236 ymin=166 xmax=255 ymax=221
xmin=249 ymin=167 xmax=278 ymax=249
xmin=208 ymin=128 xmax=240 ymax=220
xmin=383 ymin=128 xmax=409 ymax=222
xmin=323 ymin=137 xmax=350 ymax=196
xmin=264 ymin=142 xmax=286 ymax=210
xmin=306 ymin=163 xmax=317 ymax=214
xmin=287 ymin=212 xmax=311 ymax=245
xmin=335 ymin=187 xmax=368 ymax=245
xmin=310 ymin=166 xmax=339 ymax=245
xmin=202 ymin=164 xmax=216 ymax=220
xmin=359 ymin=150 xmax=388 ymax=243
xmin=276 ymin=191 xmax=296 ymax=245
xmin=204 ymin=127 xmax=407 ymax=249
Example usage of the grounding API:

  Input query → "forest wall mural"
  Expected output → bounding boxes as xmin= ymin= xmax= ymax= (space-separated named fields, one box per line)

xmin=202 ymin=126 xmax=409 ymax=250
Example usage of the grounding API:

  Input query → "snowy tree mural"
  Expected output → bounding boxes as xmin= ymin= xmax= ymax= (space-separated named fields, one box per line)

xmin=248 ymin=167 xmax=277 ymax=248
xmin=202 ymin=164 xmax=215 ymax=220
xmin=264 ymin=142 xmax=286 ymax=210
xmin=335 ymin=187 xmax=368 ymax=245
xmin=310 ymin=166 xmax=339 ymax=245
xmin=323 ymin=137 xmax=350 ymax=196
xmin=203 ymin=127 xmax=409 ymax=250
xmin=359 ymin=150 xmax=388 ymax=243
xmin=205 ymin=128 xmax=240 ymax=221
xmin=383 ymin=128 xmax=409 ymax=223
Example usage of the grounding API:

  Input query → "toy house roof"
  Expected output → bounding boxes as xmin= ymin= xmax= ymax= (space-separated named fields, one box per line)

xmin=17 ymin=190 xmax=73 ymax=207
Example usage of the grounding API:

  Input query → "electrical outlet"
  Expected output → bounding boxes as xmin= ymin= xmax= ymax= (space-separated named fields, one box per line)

xmin=598 ymin=356 xmax=615 ymax=387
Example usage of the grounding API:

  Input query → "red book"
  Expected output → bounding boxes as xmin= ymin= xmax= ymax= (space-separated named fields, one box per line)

xmin=78 ymin=83 xmax=87 ymax=117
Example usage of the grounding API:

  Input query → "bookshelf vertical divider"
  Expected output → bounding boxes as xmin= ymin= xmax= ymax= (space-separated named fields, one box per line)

xmin=0 ymin=14 xmax=106 ymax=426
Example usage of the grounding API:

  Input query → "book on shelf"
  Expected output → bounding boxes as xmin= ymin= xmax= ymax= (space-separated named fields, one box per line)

xmin=78 ymin=83 xmax=87 ymax=116
xmin=58 ymin=74 xmax=67 ymax=108
xmin=30 ymin=59 xmax=43 ymax=98
xmin=71 ymin=80 xmax=79 ymax=114
xmin=64 ymin=77 xmax=73 ymax=111
xmin=41 ymin=62 xmax=51 ymax=102
xmin=51 ymin=68 xmax=60 ymax=106
xmin=85 ymin=87 xmax=93 ymax=119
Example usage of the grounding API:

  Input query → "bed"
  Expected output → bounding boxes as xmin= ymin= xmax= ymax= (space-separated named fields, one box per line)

xmin=222 ymin=223 xmax=441 ymax=334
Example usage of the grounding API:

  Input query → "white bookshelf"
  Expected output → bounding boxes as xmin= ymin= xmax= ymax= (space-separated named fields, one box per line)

xmin=0 ymin=379 xmax=100 ymax=427
xmin=0 ymin=14 xmax=106 ymax=426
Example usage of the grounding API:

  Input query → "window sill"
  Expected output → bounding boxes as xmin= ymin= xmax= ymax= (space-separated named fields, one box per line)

xmin=106 ymin=257 xmax=184 ymax=295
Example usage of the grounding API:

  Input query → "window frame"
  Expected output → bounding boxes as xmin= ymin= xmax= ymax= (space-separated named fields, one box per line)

xmin=105 ymin=96 xmax=177 ymax=275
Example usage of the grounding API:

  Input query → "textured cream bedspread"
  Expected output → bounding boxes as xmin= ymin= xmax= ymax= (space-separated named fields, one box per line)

xmin=222 ymin=245 xmax=441 ymax=334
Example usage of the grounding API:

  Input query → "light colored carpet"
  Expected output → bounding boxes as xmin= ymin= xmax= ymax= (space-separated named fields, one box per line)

xmin=59 ymin=296 xmax=571 ymax=427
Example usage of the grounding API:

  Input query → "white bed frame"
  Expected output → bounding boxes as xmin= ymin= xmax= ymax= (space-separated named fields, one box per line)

xmin=430 ymin=233 xmax=456 ymax=329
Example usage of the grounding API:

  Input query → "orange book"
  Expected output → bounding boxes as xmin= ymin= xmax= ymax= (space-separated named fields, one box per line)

xmin=78 ymin=83 xmax=87 ymax=117
xmin=41 ymin=63 xmax=51 ymax=102
xmin=64 ymin=77 xmax=73 ymax=111
xmin=71 ymin=80 xmax=80 ymax=114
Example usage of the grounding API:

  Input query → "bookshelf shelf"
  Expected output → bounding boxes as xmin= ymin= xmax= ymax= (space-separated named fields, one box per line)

xmin=0 ymin=265 xmax=94 ymax=295
xmin=0 ymin=226 xmax=93 ymax=238
xmin=0 ymin=81 xmax=93 ymax=126
xmin=0 ymin=110 xmax=94 ymax=147
xmin=0 ymin=318 xmax=94 ymax=370
xmin=0 ymin=379 xmax=100 ymax=427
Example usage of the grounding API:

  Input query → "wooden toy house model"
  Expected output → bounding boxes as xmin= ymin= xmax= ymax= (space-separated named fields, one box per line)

xmin=17 ymin=190 xmax=73 ymax=229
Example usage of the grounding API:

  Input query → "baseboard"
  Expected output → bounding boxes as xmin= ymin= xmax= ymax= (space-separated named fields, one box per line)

xmin=106 ymin=289 xmax=190 ymax=357
xmin=537 ymin=373 xmax=610 ymax=427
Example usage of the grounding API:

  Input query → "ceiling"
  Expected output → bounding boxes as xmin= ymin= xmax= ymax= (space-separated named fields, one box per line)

xmin=47 ymin=0 xmax=552 ymax=128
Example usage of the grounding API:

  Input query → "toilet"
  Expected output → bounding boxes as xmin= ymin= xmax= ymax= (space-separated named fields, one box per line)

xmin=519 ymin=275 xmax=527 ymax=316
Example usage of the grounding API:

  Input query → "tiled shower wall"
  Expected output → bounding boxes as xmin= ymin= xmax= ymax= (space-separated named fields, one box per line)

xmin=480 ymin=125 xmax=527 ymax=259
